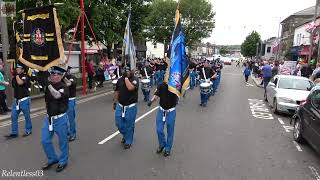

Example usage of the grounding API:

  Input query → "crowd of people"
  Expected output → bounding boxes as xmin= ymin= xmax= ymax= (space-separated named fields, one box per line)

xmin=0 ymin=55 xmax=224 ymax=173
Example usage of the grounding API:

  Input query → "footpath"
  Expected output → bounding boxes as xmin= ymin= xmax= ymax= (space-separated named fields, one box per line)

xmin=0 ymin=82 xmax=114 ymax=122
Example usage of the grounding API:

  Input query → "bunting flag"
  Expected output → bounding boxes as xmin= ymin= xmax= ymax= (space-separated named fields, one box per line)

xmin=164 ymin=7 xmax=190 ymax=98
xmin=19 ymin=5 xmax=65 ymax=71
xmin=122 ymin=7 xmax=137 ymax=70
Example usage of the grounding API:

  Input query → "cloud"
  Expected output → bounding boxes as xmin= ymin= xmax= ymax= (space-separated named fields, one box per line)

xmin=205 ymin=0 xmax=316 ymax=45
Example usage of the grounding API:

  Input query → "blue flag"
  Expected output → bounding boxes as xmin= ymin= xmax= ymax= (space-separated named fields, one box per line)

xmin=165 ymin=8 xmax=190 ymax=98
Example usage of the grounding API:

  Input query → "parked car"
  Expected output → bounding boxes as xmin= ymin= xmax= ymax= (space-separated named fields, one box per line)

xmin=292 ymin=86 xmax=320 ymax=152
xmin=221 ymin=57 xmax=232 ymax=65
xmin=265 ymin=75 xmax=314 ymax=114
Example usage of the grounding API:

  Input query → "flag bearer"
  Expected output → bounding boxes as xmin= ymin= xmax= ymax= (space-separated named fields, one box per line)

xmin=148 ymin=81 xmax=178 ymax=157
xmin=41 ymin=66 xmax=69 ymax=173
xmin=113 ymin=67 xmax=139 ymax=149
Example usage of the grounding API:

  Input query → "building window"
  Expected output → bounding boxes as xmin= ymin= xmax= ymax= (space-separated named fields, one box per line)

xmin=154 ymin=43 xmax=157 ymax=49
xmin=267 ymin=47 xmax=271 ymax=53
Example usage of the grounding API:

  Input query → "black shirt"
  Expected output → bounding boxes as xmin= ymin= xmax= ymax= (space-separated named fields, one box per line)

xmin=155 ymin=82 xmax=178 ymax=110
xmin=65 ymin=74 xmax=77 ymax=98
xmin=200 ymin=67 xmax=214 ymax=80
xmin=140 ymin=66 xmax=154 ymax=78
xmin=115 ymin=76 xmax=139 ymax=106
xmin=45 ymin=82 xmax=69 ymax=116
xmin=12 ymin=74 xmax=30 ymax=99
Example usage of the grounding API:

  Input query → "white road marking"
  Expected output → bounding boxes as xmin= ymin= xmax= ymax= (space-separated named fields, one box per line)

xmin=278 ymin=118 xmax=285 ymax=125
xmin=309 ymin=166 xmax=320 ymax=180
xmin=293 ymin=141 xmax=303 ymax=152
xmin=0 ymin=91 xmax=114 ymax=128
xmin=283 ymin=125 xmax=294 ymax=133
xmin=246 ymin=83 xmax=254 ymax=87
xmin=98 ymin=106 xmax=159 ymax=145
xmin=248 ymin=99 xmax=274 ymax=120
xmin=223 ymin=73 xmax=241 ymax=76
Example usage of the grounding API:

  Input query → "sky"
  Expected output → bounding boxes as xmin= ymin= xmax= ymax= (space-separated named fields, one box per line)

xmin=204 ymin=0 xmax=316 ymax=45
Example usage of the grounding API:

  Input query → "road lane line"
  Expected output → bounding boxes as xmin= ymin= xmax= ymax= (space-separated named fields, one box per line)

xmin=0 ymin=91 xmax=114 ymax=128
xmin=278 ymin=118 xmax=285 ymax=125
xmin=293 ymin=141 xmax=303 ymax=152
xmin=309 ymin=166 xmax=320 ymax=180
xmin=98 ymin=106 xmax=159 ymax=145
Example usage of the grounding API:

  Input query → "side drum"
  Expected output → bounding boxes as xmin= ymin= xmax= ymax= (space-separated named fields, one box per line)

xmin=141 ymin=79 xmax=151 ymax=91
xmin=112 ymin=79 xmax=118 ymax=90
xmin=200 ymin=82 xmax=211 ymax=94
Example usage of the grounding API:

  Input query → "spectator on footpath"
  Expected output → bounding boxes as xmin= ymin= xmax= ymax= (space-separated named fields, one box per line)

xmin=271 ymin=60 xmax=279 ymax=78
xmin=261 ymin=61 xmax=272 ymax=96
xmin=96 ymin=62 xmax=105 ymax=88
xmin=87 ymin=59 xmax=96 ymax=92
xmin=311 ymin=63 xmax=320 ymax=81
xmin=243 ymin=63 xmax=251 ymax=83
xmin=0 ymin=65 xmax=9 ymax=114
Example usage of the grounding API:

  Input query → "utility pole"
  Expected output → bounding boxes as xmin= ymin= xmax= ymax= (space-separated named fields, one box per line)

xmin=80 ymin=0 xmax=87 ymax=95
xmin=0 ymin=0 xmax=13 ymax=105
xmin=308 ymin=0 xmax=319 ymax=63
xmin=276 ymin=17 xmax=282 ymax=61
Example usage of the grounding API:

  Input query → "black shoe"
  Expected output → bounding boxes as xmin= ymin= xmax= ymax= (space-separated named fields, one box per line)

xmin=22 ymin=132 xmax=32 ymax=137
xmin=124 ymin=144 xmax=131 ymax=149
xmin=69 ymin=136 xmax=76 ymax=142
xmin=4 ymin=134 xmax=18 ymax=139
xmin=156 ymin=147 xmax=164 ymax=154
xmin=121 ymin=138 xmax=125 ymax=144
xmin=163 ymin=151 xmax=171 ymax=157
xmin=42 ymin=161 xmax=58 ymax=170
xmin=199 ymin=103 xmax=203 ymax=106
xmin=56 ymin=164 xmax=67 ymax=173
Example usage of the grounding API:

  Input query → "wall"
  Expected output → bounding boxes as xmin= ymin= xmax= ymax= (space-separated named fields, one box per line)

xmin=293 ymin=24 xmax=311 ymax=47
xmin=146 ymin=41 xmax=164 ymax=58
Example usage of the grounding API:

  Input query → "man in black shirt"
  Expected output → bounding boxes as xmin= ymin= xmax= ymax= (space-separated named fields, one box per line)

xmin=140 ymin=62 xmax=153 ymax=102
xmin=113 ymin=67 xmax=139 ymax=149
xmin=41 ymin=66 xmax=69 ymax=173
xmin=199 ymin=61 xmax=216 ymax=107
xmin=5 ymin=64 xmax=32 ymax=139
xmin=64 ymin=66 xmax=77 ymax=141
xmin=148 ymin=82 xmax=178 ymax=157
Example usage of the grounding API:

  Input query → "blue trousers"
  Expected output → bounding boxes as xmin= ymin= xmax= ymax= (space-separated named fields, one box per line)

xmin=67 ymin=99 xmax=77 ymax=137
xmin=156 ymin=108 xmax=176 ymax=152
xmin=141 ymin=88 xmax=150 ymax=102
xmin=200 ymin=92 xmax=210 ymax=105
xmin=190 ymin=72 xmax=197 ymax=89
xmin=115 ymin=104 xmax=137 ymax=145
xmin=11 ymin=98 xmax=32 ymax=135
xmin=155 ymin=71 xmax=161 ymax=86
xmin=160 ymin=70 xmax=165 ymax=82
xmin=41 ymin=114 xmax=69 ymax=165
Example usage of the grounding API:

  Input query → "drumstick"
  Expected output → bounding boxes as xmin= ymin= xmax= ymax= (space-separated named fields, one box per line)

xmin=144 ymin=68 xmax=149 ymax=79
xmin=202 ymin=68 xmax=207 ymax=81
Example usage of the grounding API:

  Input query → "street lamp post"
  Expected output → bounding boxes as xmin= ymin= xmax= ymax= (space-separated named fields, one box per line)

xmin=256 ymin=42 xmax=259 ymax=59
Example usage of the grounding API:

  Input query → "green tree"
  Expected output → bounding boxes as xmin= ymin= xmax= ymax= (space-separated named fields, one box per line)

xmin=145 ymin=0 xmax=215 ymax=48
xmin=219 ymin=46 xmax=229 ymax=55
xmin=241 ymin=31 xmax=261 ymax=58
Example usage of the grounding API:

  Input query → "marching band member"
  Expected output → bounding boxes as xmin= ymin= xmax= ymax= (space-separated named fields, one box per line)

xmin=199 ymin=61 xmax=216 ymax=107
xmin=5 ymin=64 xmax=32 ymax=139
xmin=113 ymin=67 xmax=139 ymax=149
xmin=64 ymin=66 xmax=77 ymax=142
xmin=41 ymin=66 xmax=69 ymax=172
xmin=140 ymin=61 xmax=153 ymax=102
xmin=148 ymin=81 xmax=178 ymax=157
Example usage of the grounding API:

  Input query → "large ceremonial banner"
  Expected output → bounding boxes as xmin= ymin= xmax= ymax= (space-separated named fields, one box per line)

xmin=165 ymin=7 xmax=190 ymax=98
xmin=19 ymin=5 xmax=64 ymax=71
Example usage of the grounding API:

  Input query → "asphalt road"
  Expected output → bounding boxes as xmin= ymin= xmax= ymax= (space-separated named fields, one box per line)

xmin=1 ymin=65 xmax=320 ymax=180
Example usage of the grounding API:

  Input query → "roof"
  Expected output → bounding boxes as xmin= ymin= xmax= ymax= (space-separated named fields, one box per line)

xmin=281 ymin=6 xmax=316 ymax=23
xmin=276 ymin=75 xmax=310 ymax=81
